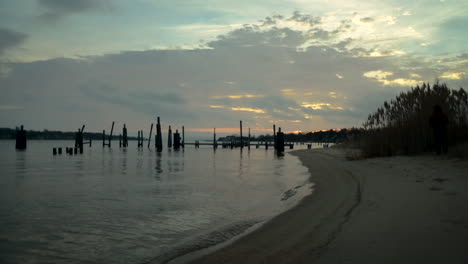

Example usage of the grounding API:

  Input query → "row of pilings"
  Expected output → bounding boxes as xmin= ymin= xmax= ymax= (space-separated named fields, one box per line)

xmin=15 ymin=118 xmax=302 ymax=154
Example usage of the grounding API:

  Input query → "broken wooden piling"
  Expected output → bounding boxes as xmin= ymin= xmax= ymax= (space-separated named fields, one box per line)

xmin=173 ymin=129 xmax=181 ymax=150
xmin=240 ymin=120 xmax=243 ymax=149
xmin=148 ymin=123 xmax=153 ymax=148
xmin=123 ymin=124 xmax=128 ymax=147
xmin=182 ymin=126 xmax=185 ymax=148
xmin=276 ymin=127 xmax=285 ymax=152
xmin=273 ymin=124 xmax=276 ymax=150
xmin=248 ymin=128 xmax=251 ymax=150
xmin=108 ymin=121 xmax=115 ymax=147
xmin=15 ymin=125 xmax=27 ymax=150
xmin=213 ymin=128 xmax=217 ymax=149
xmin=168 ymin=125 xmax=173 ymax=148
xmin=156 ymin=117 xmax=163 ymax=152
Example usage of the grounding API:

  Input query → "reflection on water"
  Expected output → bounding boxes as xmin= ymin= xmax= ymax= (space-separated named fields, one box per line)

xmin=0 ymin=140 xmax=313 ymax=264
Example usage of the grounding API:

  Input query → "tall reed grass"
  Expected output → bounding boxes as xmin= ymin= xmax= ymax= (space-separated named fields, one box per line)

xmin=358 ymin=82 xmax=468 ymax=157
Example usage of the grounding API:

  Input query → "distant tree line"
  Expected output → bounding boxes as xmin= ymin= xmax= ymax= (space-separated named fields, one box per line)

xmin=0 ymin=128 xmax=137 ymax=140
xmin=359 ymin=82 xmax=468 ymax=157
xmin=218 ymin=128 xmax=363 ymax=143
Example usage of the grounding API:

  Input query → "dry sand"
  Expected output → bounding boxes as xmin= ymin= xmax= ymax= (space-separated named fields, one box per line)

xmin=187 ymin=148 xmax=468 ymax=264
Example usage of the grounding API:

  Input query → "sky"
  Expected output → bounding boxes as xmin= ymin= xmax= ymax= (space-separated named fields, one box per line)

xmin=1 ymin=0 xmax=467 ymax=138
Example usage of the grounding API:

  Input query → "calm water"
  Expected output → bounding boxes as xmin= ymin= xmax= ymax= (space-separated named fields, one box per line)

xmin=0 ymin=140 xmax=313 ymax=264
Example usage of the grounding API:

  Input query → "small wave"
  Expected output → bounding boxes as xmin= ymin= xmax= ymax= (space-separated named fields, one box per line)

xmin=145 ymin=219 xmax=262 ymax=264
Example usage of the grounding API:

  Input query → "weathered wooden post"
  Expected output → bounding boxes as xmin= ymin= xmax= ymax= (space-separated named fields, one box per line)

xmin=276 ymin=127 xmax=285 ymax=153
xmin=248 ymin=128 xmax=251 ymax=150
xmin=173 ymin=129 xmax=181 ymax=150
xmin=15 ymin=125 xmax=27 ymax=150
xmin=148 ymin=123 xmax=153 ymax=148
xmin=156 ymin=117 xmax=163 ymax=152
xmin=58 ymin=147 xmax=62 ymax=154
xmin=213 ymin=128 xmax=217 ymax=149
xmin=182 ymin=126 xmax=185 ymax=148
xmin=53 ymin=148 xmax=57 ymax=155
xmin=240 ymin=120 xmax=243 ymax=149
xmin=168 ymin=125 xmax=173 ymax=148
xmin=265 ymin=140 xmax=268 ymax=149
xmin=119 ymin=134 xmax=122 ymax=147
xmin=123 ymin=124 xmax=128 ymax=147
xmin=108 ymin=121 xmax=115 ymax=147
xmin=273 ymin=124 xmax=276 ymax=150
xmin=102 ymin=130 xmax=106 ymax=147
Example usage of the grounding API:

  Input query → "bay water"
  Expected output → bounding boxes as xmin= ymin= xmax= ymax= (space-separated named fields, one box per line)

xmin=0 ymin=140 xmax=313 ymax=263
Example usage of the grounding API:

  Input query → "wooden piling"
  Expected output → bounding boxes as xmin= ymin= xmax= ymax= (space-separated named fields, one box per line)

xmin=102 ymin=130 xmax=106 ymax=147
xmin=240 ymin=120 xmax=243 ymax=149
xmin=58 ymin=147 xmax=62 ymax=154
xmin=156 ymin=117 xmax=163 ymax=152
xmin=173 ymin=129 xmax=181 ymax=150
xmin=276 ymin=127 xmax=285 ymax=152
xmin=182 ymin=126 xmax=185 ymax=148
xmin=168 ymin=125 xmax=173 ymax=148
xmin=119 ymin=134 xmax=122 ymax=147
xmin=248 ymin=128 xmax=251 ymax=150
xmin=148 ymin=123 xmax=154 ymax=148
xmin=273 ymin=124 xmax=276 ymax=150
xmin=108 ymin=121 xmax=115 ymax=147
xmin=15 ymin=125 xmax=27 ymax=150
xmin=213 ymin=128 xmax=217 ymax=149
xmin=123 ymin=124 xmax=128 ymax=147
xmin=53 ymin=148 xmax=57 ymax=155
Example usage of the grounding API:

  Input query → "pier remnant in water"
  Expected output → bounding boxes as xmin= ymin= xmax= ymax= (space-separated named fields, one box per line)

xmin=168 ymin=126 xmax=173 ymax=148
xmin=276 ymin=127 xmax=285 ymax=153
xmin=148 ymin=123 xmax=153 ymax=148
xmin=122 ymin=124 xmax=128 ymax=147
xmin=138 ymin=130 xmax=144 ymax=148
xmin=240 ymin=120 xmax=243 ymax=149
xmin=273 ymin=124 xmax=276 ymax=150
xmin=102 ymin=122 xmax=115 ymax=148
xmin=173 ymin=129 xmax=181 ymax=150
xmin=15 ymin=125 xmax=27 ymax=150
xmin=108 ymin=121 xmax=115 ymax=147
xmin=248 ymin=128 xmax=251 ymax=150
xmin=182 ymin=126 xmax=185 ymax=148
xmin=213 ymin=128 xmax=217 ymax=149
xmin=156 ymin=117 xmax=163 ymax=152
xmin=75 ymin=125 xmax=84 ymax=151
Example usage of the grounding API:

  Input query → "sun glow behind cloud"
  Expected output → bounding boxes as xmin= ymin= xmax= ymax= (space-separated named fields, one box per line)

xmin=231 ymin=107 xmax=266 ymax=114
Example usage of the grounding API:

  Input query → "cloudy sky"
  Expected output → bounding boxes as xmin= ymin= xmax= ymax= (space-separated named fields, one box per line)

xmin=1 ymin=0 xmax=467 ymax=137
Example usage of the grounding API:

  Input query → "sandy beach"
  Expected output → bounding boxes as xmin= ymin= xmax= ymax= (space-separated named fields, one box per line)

xmin=186 ymin=148 xmax=468 ymax=264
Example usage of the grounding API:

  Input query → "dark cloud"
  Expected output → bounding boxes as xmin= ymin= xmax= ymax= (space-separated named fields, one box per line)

xmin=0 ymin=28 xmax=27 ymax=55
xmin=360 ymin=17 xmax=375 ymax=23
xmin=288 ymin=11 xmax=321 ymax=27
xmin=38 ymin=0 xmax=112 ymax=21
xmin=2 ymin=12 xmax=466 ymax=133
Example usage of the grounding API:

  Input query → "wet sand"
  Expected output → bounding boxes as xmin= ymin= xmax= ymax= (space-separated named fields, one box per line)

xmin=187 ymin=148 xmax=468 ymax=264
